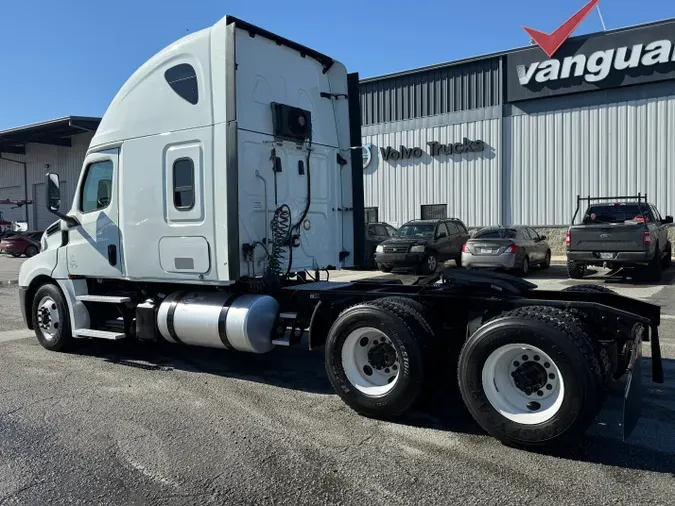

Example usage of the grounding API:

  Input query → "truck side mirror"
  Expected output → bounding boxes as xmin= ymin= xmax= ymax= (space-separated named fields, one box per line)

xmin=45 ymin=173 xmax=80 ymax=228
xmin=46 ymin=173 xmax=61 ymax=212
xmin=664 ymin=215 xmax=673 ymax=224
xmin=11 ymin=221 xmax=28 ymax=232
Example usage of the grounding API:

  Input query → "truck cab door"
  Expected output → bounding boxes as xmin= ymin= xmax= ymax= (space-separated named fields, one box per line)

xmin=66 ymin=149 xmax=123 ymax=278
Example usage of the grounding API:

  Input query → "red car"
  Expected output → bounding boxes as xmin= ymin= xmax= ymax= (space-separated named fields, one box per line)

xmin=0 ymin=231 xmax=43 ymax=257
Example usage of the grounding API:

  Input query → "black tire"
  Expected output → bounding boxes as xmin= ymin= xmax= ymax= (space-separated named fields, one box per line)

xmin=562 ymin=284 xmax=615 ymax=294
xmin=662 ymin=244 xmax=672 ymax=269
xmin=541 ymin=250 xmax=551 ymax=269
xmin=457 ymin=306 xmax=604 ymax=452
xmin=324 ymin=302 xmax=427 ymax=419
xmin=567 ymin=260 xmax=586 ymax=279
xmin=11 ymin=252 xmax=21 ymax=258
xmin=637 ymin=247 xmax=662 ymax=282
xmin=562 ymin=284 xmax=615 ymax=382
xmin=25 ymin=245 xmax=38 ymax=258
xmin=368 ymin=296 xmax=436 ymax=341
xmin=31 ymin=284 xmax=73 ymax=352
xmin=519 ymin=256 xmax=530 ymax=276
xmin=377 ymin=264 xmax=393 ymax=273
xmin=421 ymin=253 xmax=439 ymax=275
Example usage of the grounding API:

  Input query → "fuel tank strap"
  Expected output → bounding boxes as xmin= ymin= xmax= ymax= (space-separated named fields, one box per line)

xmin=218 ymin=294 xmax=241 ymax=350
xmin=166 ymin=292 xmax=186 ymax=345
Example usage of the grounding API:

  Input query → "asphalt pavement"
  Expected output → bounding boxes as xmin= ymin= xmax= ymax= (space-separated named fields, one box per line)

xmin=1 ymin=270 xmax=675 ymax=505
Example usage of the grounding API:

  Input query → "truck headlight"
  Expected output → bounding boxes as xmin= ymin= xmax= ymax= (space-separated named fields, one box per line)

xmin=410 ymin=245 xmax=425 ymax=253
xmin=375 ymin=245 xmax=384 ymax=253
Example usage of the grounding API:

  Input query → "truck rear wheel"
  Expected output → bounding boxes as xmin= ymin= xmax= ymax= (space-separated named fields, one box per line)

xmin=566 ymin=260 xmax=586 ymax=279
xmin=457 ymin=306 xmax=603 ymax=452
xmin=324 ymin=301 xmax=428 ymax=419
xmin=31 ymin=284 xmax=73 ymax=352
xmin=662 ymin=244 xmax=672 ymax=269
xmin=636 ymin=247 xmax=662 ymax=282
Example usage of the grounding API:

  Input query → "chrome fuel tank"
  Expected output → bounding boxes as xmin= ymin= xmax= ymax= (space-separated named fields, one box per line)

xmin=157 ymin=291 xmax=280 ymax=353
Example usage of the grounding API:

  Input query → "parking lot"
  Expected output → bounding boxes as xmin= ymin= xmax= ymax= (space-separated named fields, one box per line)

xmin=2 ymin=256 xmax=675 ymax=505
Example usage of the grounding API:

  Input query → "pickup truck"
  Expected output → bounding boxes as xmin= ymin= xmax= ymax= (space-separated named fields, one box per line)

xmin=566 ymin=195 xmax=673 ymax=281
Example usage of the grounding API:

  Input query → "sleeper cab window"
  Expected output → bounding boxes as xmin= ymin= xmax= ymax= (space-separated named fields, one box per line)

xmin=165 ymin=63 xmax=199 ymax=105
xmin=173 ymin=158 xmax=195 ymax=210
xmin=81 ymin=160 xmax=114 ymax=213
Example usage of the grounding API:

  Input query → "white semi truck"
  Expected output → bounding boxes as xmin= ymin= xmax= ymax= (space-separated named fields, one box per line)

xmin=18 ymin=15 xmax=663 ymax=452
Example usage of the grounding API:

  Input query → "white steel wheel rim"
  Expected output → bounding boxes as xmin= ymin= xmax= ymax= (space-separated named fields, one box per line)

xmin=341 ymin=327 xmax=400 ymax=397
xmin=481 ymin=343 xmax=564 ymax=425
xmin=36 ymin=296 xmax=61 ymax=341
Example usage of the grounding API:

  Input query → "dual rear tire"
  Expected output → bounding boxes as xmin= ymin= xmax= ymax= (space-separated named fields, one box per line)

xmin=324 ymin=297 xmax=434 ymax=418
xmin=324 ymin=299 xmax=606 ymax=452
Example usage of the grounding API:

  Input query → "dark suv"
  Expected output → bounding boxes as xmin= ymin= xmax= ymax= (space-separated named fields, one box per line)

xmin=374 ymin=218 xmax=470 ymax=274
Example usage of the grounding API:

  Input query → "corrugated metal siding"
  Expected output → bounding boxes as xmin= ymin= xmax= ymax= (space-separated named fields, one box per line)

xmin=0 ymin=158 xmax=25 ymax=188
xmin=363 ymin=118 xmax=501 ymax=229
xmin=360 ymin=58 xmax=501 ymax=126
xmin=506 ymin=93 xmax=675 ymax=226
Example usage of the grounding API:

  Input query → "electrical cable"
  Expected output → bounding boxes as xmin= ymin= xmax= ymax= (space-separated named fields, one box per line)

xmin=285 ymin=140 xmax=312 ymax=276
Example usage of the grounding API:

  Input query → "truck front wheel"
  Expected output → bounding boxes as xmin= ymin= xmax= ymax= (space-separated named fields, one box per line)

xmin=324 ymin=302 xmax=428 ymax=419
xmin=31 ymin=284 xmax=73 ymax=352
xmin=457 ymin=306 xmax=603 ymax=452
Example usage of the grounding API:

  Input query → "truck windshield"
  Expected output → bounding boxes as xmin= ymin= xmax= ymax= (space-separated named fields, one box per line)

xmin=474 ymin=229 xmax=517 ymax=239
xmin=395 ymin=223 xmax=435 ymax=238
xmin=583 ymin=204 xmax=650 ymax=224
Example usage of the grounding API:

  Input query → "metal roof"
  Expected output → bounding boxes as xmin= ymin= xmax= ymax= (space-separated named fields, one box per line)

xmin=360 ymin=16 xmax=675 ymax=83
xmin=0 ymin=116 xmax=101 ymax=155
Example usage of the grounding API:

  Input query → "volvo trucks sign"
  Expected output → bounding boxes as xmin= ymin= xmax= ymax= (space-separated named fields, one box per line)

xmin=506 ymin=19 xmax=675 ymax=102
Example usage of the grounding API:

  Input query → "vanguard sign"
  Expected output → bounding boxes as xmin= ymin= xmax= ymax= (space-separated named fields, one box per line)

xmin=506 ymin=19 xmax=675 ymax=102
xmin=517 ymin=39 xmax=675 ymax=86
xmin=379 ymin=138 xmax=485 ymax=162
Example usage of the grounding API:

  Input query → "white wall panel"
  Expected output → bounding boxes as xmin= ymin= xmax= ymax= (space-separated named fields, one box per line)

xmin=362 ymin=118 xmax=500 ymax=228
xmin=506 ymin=93 xmax=675 ymax=226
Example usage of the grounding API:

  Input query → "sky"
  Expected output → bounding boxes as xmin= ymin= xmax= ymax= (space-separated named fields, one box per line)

xmin=0 ymin=0 xmax=674 ymax=130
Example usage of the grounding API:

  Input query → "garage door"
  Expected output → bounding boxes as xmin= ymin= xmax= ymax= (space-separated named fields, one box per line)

xmin=34 ymin=182 xmax=68 ymax=231
xmin=0 ymin=186 xmax=26 ymax=226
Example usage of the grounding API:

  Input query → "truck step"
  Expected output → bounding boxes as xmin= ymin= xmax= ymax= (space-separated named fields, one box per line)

xmin=77 ymin=295 xmax=131 ymax=304
xmin=272 ymin=327 xmax=303 ymax=347
xmin=74 ymin=328 xmax=126 ymax=340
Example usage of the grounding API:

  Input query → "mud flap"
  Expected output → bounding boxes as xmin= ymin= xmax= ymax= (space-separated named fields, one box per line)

xmin=622 ymin=333 xmax=643 ymax=441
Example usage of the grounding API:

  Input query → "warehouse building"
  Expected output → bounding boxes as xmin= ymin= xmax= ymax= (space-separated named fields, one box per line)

xmin=359 ymin=17 xmax=675 ymax=247
xmin=0 ymin=117 xmax=100 ymax=230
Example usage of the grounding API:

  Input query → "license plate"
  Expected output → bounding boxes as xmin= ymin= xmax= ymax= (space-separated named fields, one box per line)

xmin=599 ymin=252 xmax=614 ymax=259
xmin=480 ymin=248 xmax=495 ymax=254
xmin=623 ymin=332 xmax=643 ymax=441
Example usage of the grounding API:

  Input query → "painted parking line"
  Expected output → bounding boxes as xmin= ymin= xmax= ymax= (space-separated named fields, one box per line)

xmin=0 ymin=329 xmax=32 ymax=343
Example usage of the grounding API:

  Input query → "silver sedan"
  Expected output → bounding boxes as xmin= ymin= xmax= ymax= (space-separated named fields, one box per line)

xmin=461 ymin=226 xmax=551 ymax=276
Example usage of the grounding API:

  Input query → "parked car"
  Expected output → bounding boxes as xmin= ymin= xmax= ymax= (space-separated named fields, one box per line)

xmin=566 ymin=195 xmax=673 ymax=281
xmin=0 ymin=231 xmax=43 ymax=258
xmin=364 ymin=222 xmax=397 ymax=268
xmin=461 ymin=226 xmax=551 ymax=275
xmin=374 ymin=218 xmax=470 ymax=274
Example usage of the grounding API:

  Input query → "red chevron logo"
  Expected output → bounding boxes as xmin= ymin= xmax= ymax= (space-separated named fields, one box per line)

xmin=523 ymin=0 xmax=600 ymax=58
